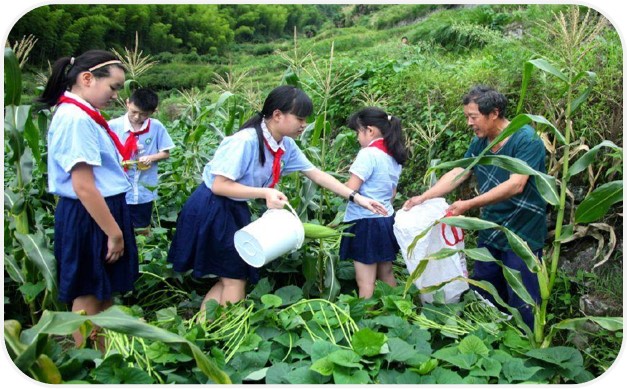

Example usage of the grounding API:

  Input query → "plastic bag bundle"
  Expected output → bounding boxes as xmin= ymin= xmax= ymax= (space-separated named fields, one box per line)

xmin=393 ymin=198 xmax=469 ymax=303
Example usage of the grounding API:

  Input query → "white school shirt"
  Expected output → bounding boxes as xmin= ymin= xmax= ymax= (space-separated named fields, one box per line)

xmin=202 ymin=121 xmax=315 ymax=200
xmin=47 ymin=91 xmax=131 ymax=199
xmin=109 ymin=114 xmax=175 ymax=204
xmin=343 ymin=138 xmax=402 ymax=221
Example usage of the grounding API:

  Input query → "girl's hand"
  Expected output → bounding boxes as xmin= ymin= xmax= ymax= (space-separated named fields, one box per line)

xmin=105 ymin=231 xmax=124 ymax=264
xmin=355 ymin=194 xmax=388 ymax=216
xmin=265 ymin=188 xmax=288 ymax=209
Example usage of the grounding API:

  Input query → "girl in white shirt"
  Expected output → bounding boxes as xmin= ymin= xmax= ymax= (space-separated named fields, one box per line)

xmin=340 ymin=107 xmax=408 ymax=298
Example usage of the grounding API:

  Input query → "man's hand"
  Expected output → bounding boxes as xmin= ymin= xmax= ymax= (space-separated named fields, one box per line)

xmin=402 ymin=195 xmax=425 ymax=211
xmin=446 ymin=200 xmax=473 ymax=216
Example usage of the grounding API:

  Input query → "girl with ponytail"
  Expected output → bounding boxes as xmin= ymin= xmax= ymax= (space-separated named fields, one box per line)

xmin=340 ymin=107 xmax=408 ymax=298
xmin=39 ymin=50 xmax=138 ymax=351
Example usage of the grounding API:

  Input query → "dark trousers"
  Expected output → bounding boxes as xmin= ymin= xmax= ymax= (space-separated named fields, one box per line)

xmin=471 ymin=243 xmax=542 ymax=329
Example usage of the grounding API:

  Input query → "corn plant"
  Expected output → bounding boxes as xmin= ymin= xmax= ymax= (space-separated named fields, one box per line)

xmin=8 ymin=34 xmax=38 ymax=69
xmin=16 ymin=306 xmax=231 ymax=383
xmin=4 ymin=48 xmax=60 ymax=321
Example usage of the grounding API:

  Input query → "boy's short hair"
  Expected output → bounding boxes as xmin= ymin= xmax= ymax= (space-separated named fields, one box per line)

xmin=129 ymin=88 xmax=159 ymax=112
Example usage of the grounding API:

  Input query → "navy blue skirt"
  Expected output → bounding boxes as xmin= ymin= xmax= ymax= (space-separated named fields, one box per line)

xmin=339 ymin=216 xmax=399 ymax=264
xmin=129 ymin=202 xmax=153 ymax=228
xmin=54 ymin=193 xmax=139 ymax=303
xmin=167 ymin=184 xmax=259 ymax=282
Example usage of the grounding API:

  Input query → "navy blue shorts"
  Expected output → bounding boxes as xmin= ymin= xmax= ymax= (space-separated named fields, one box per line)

xmin=167 ymin=184 xmax=259 ymax=282
xmin=54 ymin=193 xmax=139 ymax=303
xmin=339 ymin=216 xmax=399 ymax=264
xmin=129 ymin=202 xmax=153 ymax=228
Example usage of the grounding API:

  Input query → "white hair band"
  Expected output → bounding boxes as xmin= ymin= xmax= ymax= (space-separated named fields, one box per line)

xmin=88 ymin=60 xmax=123 ymax=72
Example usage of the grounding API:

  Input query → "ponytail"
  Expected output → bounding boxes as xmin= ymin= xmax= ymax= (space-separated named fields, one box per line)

xmin=36 ymin=56 xmax=73 ymax=107
xmin=347 ymin=107 xmax=407 ymax=165
xmin=384 ymin=115 xmax=408 ymax=165
xmin=37 ymin=50 xmax=125 ymax=109
xmin=240 ymin=112 xmax=267 ymax=166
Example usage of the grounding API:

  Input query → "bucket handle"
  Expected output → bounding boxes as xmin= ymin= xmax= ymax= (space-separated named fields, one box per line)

xmin=284 ymin=202 xmax=300 ymax=220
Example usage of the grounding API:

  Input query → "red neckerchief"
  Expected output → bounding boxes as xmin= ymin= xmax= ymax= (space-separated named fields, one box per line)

xmin=124 ymin=119 xmax=150 ymax=160
xmin=263 ymin=137 xmax=284 ymax=188
xmin=57 ymin=95 xmax=130 ymax=161
xmin=368 ymin=138 xmax=391 ymax=155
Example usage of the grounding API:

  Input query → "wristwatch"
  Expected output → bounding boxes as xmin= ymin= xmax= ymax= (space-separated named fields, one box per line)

xmin=348 ymin=190 xmax=358 ymax=202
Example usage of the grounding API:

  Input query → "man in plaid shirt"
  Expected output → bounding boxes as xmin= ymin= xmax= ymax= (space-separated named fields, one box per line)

xmin=403 ymin=85 xmax=547 ymax=329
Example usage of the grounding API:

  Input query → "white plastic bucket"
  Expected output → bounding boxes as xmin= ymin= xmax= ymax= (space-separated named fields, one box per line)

xmin=234 ymin=208 xmax=305 ymax=268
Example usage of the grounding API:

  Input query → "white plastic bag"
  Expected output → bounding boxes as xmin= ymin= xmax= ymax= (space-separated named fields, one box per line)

xmin=393 ymin=198 xmax=469 ymax=303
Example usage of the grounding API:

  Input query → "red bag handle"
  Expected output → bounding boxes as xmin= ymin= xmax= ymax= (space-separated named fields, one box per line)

xmin=441 ymin=211 xmax=464 ymax=246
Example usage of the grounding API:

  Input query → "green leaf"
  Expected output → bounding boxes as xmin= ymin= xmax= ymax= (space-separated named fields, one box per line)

xmin=574 ymin=180 xmax=623 ymax=223
xmin=501 ymin=358 xmax=543 ymax=382
xmin=14 ymin=230 xmax=58 ymax=292
xmin=333 ymin=367 xmax=370 ymax=384
xmin=569 ymin=71 xmax=596 ymax=115
xmin=568 ymin=140 xmax=622 ymax=178
xmin=555 ymin=316 xmax=623 ymax=332
xmin=386 ymin=337 xmax=417 ymax=362
xmin=406 ymin=219 xmax=438 ymax=259
xmin=327 ymin=349 xmax=362 ymax=368
xmin=528 ymin=58 xmax=568 ymax=82
xmin=433 ymin=347 xmax=478 ymax=370
xmin=500 ymin=266 xmax=536 ymax=306
xmin=311 ymin=340 xmax=341 ymax=361
xmin=443 ymin=216 xmax=541 ymax=274
xmin=285 ymin=366 xmax=327 ymax=384
xmin=391 ymin=370 xmax=422 ymax=383
xmin=4 ymin=48 xmax=22 ymax=106
xmin=117 ymin=367 xmax=155 ymax=384
xmin=432 ymin=367 xmax=464 ymax=384
xmin=503 ymin=328 xmax=531 ymax=351
xmin=351 ymin=328 xmax=386 ymax=357
xmin=463 ymin=278 xmax=532 ymax=336
xmin=18 ymin=281 xmax=46 ymax=302
xmin=237 ymin=333 xmax=262 ymax=353
xmin=525 ymin=346 xmax=581 ymax=366
xmin=243 ymin=367 xmax=269 ymax=381
xmin=4 ymin=253 xmax=26 ymax=284
xmin=275 ymin=285 xmax=303 ymax=306
xmin=458 ymin=335 xmax=490 ymax=356
xmin=310 ymin=357 xmax=334 ymax=376
xmin=23 ymin=107 xmax=40 ymax=162
xmin=470 ymin=358 xmax=502 ymax=377
xmin=543 ymin=316 xmax=623 ymax=347
xmin=146 ymin=342 xmax=192 ymax=364
xmin=463 ymin=375 xmax=489 ymax=384
xmin=260 ymin=294 xmax=282 ymax=308
xmin=248 ymin=277 xmax=273 ymax=300
xmin=22 ymin=307 xmax=230 ymax=383
xmin=265 ymin=362 xmax=291 ymax=384
xmin=431 ymin=155 xmax=559 ymax=205
xmin=516 ymin=61 xmax=534 ymax=115
xmin=409 ymin=358 xmax=439 ymax=375
xmin=282 ymin=66 xmax=300 ymax=88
